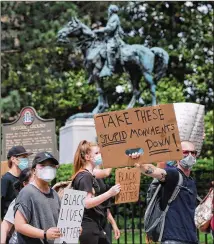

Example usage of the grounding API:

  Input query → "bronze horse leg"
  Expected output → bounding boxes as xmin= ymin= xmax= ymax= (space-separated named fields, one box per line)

xmin=92 ymin=77 xmax=107 ymax=114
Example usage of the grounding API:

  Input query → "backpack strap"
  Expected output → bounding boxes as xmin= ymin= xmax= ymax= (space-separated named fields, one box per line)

xmin=168 ymin=171 xmax=183 ymax=203
xmin=146 ymin=181 xmax=162 ymax=212
xmin=197 ymin=195 xmax=203 ymax=203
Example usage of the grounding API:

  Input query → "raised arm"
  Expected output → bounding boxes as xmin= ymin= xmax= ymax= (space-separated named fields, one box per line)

xmin=84 ymin=184 xmax=120 ymax=209
xmin=135 ymin=163 xmax=167 ymax=181
xmin=130 ymin=152 xmax=167 ymax=181
xmin=93 ymin=168 xmax=112 ymax=179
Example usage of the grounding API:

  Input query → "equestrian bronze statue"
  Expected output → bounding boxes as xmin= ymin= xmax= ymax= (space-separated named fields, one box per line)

xmin=58 ymin=5 xmax=169 ymax=114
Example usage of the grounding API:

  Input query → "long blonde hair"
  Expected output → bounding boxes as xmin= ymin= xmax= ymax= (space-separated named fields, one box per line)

xmin=73 ymin=140 xmax=97 ymax=175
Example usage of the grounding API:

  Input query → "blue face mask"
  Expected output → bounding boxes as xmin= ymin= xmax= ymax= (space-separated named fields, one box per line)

xmin=166 ymin=161 xmax=177 ymax=167
xmin=18 ymin=158 xmax=29 ymax=171
xmin=94 ymin=154 xmax=103 ymax=166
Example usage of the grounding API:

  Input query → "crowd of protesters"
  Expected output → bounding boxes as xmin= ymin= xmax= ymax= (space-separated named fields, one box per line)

xmin=1 ymin=141 xmax=213 ymax=244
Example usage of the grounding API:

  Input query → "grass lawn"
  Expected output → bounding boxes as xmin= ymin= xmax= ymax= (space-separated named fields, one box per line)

xmin=112 ymin=230 xmax=213 ymax=244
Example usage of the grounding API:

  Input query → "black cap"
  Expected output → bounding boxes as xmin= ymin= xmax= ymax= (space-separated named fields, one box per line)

xmin=32 ymin=152 xmax=59 ymax=168
xmin=7 ymin=146 xmax=33 ymax=159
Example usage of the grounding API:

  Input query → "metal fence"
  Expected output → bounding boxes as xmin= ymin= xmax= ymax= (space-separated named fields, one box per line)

xmin=104 ymin=170 xmax=213 ymax=244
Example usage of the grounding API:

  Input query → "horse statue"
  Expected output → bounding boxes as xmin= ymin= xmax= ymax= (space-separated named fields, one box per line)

xmin=57 ymin=17 xmax=169 ymax=114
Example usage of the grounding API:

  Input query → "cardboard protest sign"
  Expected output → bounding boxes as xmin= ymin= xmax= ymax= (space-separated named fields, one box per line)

xmin=55 ymin=189 xmax=87 ymax=244
xmin=94 ymin=104 xmax=182 ymax=168
xmin=1 ymin=161 xmax=9 ymax=177
xmin=115 ymin=167 xmax=141 ymax=204
xmin=173 ymin=103 xmax=205 ymax=155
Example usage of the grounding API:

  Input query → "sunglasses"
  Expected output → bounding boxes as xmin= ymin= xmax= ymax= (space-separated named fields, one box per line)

xmin=182 ymin=150 xmax=197 ymax=157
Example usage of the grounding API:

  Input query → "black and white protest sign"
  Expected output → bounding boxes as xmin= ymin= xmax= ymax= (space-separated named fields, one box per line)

xmin=55 ymin=189 xmax=87 ymax=244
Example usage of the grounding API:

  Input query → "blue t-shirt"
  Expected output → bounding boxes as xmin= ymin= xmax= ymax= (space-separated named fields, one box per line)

xmin=161 ymin=168 xmax=198 ymax=243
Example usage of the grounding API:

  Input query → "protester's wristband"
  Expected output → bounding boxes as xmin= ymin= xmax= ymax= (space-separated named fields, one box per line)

xmin=44 ymin=230 xmax=47 ymax=241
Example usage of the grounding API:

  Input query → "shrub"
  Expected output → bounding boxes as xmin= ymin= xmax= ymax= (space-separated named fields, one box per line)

xmin=56 ymin=163 xmax=74 ymax=182
xmin=192 ymin=158 xmax=213 ymax=171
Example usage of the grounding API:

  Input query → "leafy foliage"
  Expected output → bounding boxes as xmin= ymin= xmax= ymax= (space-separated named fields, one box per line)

xmin=1 ymin=1 xmax=213 ymax=161
xmin=55 ymin=163 xmax=73 ymax=183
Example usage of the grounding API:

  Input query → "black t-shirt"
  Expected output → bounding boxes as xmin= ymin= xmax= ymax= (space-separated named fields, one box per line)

xmin=1 ymin=172 xmax=18 ymax=219
xmin=72 ymin=171 xmax=106 ymax=226
xmin=96 ymin=178 xmax=112 ymax=212
xmin=96 ymin=178 xmax=112 ymax=228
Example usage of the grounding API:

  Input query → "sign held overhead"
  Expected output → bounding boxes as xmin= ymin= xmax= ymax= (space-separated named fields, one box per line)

xmin=94 ymin=104 xmax=182 ymax=168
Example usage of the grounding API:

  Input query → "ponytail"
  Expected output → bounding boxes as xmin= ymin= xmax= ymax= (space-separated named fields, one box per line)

xmin=73 ymin=140 xmax=97 ymax=175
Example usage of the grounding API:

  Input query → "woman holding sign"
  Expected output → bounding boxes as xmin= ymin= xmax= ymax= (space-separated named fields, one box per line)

xmin=72 ymin=140 xmax=121 ymax=244
xmin=93 ymin=168 xmax=121 ymax=242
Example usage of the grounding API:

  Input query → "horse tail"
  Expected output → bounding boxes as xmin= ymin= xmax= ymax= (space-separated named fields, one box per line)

xmin=150 ymin=47 xmax=169 ymax=81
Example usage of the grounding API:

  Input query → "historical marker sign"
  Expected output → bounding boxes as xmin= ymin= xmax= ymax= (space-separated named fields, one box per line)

xmin=2 ymin=107 xmax=57 ymax=162
xmin=94 ymin=104 xmax=182 ymax=168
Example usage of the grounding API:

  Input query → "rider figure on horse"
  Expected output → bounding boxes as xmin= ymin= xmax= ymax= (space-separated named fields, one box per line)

xmin=93 ymin=4 xmax=125 ymax=77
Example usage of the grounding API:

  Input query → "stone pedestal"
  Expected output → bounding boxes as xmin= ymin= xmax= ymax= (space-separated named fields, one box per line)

xmin=59 ymin=118 xmax=96 ymax=164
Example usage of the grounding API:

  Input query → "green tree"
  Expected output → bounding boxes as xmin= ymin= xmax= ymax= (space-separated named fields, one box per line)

xmin=1 ymin=1 xmax=213 ymax=161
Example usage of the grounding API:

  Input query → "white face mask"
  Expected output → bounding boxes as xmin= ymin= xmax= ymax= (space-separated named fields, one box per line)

xmin=36 ymin=166 xmax=56 ymax=182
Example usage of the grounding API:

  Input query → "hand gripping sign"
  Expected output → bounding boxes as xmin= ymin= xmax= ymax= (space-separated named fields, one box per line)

xmin=94 ymin=104 xmax=182 ymax=168
xmin=55 ymin=189 xmax=87 ymax=244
